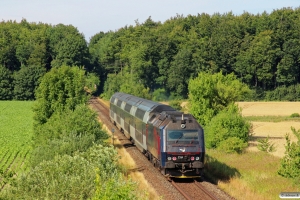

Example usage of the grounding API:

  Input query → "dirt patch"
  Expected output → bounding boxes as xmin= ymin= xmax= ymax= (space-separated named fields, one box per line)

xmin=237 ymin=102 xmax=300 ymax=158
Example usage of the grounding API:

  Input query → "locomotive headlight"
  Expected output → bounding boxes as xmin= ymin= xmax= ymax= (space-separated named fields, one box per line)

xmin=196 ymin=157 xmax=200 ymax=161
xmin=167 ymin=157 xmax=172 ymax=161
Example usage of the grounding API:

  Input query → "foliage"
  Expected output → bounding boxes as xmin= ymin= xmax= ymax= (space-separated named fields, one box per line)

xmin=257 ymin=136 xmax=276 ymax=152
xmin=101 ymin=66 xmax=151 ymax=100
xmin=188 ymin=71 xmax=251 ymax=126
xmin=278 ymin=127 xmax=300 ymax=179
xmin=265 ymin=84 xmax=300 ymax=101
xmin=218 ymin=137 xmax=248 ymax=153
xmin=0 ymin=101 xmax=34 ymax=190
xmin=3 ymin=145 xmax=138 ymax=200
xmin=169 ymin=100 xmax=182 ymax=111
xmin=290 ymin=113 xmax=300 ymax=118
xmin=205 ymin=104 xmax=250 ymax=153
xmin=151 ymin=88 xmax=168 ymax=101
xmin=46 ymin=24 xmax=89 ymax=68
xmin=33 ymin=65 xmax=89 ymax=124
xmin=0 ymin=65 xmax=13 ymax=100
xmin=13 ymin=65 xmax=46 ymax=100
xmin=84 ymin=72 xmax=100 ymax=94
xmin=31 ymin=104 xmax=108 ymax=166
xmin=0 ymin=20 xmax=90 ymax=100
xmin=87 ymin=8 xmax=300 ymax=100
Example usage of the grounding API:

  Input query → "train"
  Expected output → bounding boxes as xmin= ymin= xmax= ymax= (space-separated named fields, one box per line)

xmin=109 ymin=92 xmax=205 ymax=178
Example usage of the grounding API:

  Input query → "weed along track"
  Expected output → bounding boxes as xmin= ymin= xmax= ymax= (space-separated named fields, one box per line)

xmin=89 ymin=97 xmax=234 ymax=200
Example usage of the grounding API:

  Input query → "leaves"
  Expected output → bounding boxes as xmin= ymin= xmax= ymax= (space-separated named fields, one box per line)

xmin=33 ymin=66 xmax=88 ymax=124
xmin=188 ymin=71 xmax=251 ymax=126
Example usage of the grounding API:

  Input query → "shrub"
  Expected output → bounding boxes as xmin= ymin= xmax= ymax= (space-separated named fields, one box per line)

xmin=152 ymin=88 xmax=168 ymax=101
xmin=205 ymin=104 xmax=251 ymax=153
xmin=2 ymin=145 xmax=139 ymax=200
xmin=257 ymin=136 xmax=276 ymax=152
xmin=218 ymin=137 xmax=248 ymax=153
xmin=278 ymin=127 xmax=300 ymax=179
xmin=290 ymin=113 xmax=300 ymax=118
xmin=169 ymin=100 xmax=182 ymax=111
xmin=31 ymin=104 xmax=108 ymax=167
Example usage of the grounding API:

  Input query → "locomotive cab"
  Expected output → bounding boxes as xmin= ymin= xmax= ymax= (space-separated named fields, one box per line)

xmin=160 ymin=112 xmax=205 ymax=178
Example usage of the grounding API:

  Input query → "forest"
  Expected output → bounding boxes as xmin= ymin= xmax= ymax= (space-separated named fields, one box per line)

xmin=1 ymin=7 xmax=300 ymax=199
xmin=1 ymin=7 xmax=300 ymax=101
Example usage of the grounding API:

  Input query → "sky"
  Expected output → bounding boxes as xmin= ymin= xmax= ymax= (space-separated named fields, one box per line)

xmin=1 ymin=0 xmax=299 ymax=41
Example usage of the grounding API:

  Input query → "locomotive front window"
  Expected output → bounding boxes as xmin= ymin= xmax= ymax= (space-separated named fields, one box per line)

xmin=167 ymin=130 xmax=199 ymax=144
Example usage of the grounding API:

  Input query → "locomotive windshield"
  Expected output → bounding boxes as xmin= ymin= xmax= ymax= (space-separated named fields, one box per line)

xmin=167 ymin=130 xmax=199 ymax=144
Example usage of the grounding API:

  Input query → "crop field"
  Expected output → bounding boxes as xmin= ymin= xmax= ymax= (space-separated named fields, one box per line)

xmin=208 ymin=102 xmax=300 ymax=200
xmin=0 ymin=101 xmax=34 ymax=191
xmin=237 ymin=102 xmax=300 ymax=157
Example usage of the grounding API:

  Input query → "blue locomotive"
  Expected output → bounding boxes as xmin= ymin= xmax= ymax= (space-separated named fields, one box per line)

xmin=109 ymin=92 xmax=205 ymax=178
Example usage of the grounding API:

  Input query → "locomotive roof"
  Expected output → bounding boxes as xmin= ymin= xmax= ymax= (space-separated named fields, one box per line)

xmin=110 ymin=92 xmax=176 ymax=114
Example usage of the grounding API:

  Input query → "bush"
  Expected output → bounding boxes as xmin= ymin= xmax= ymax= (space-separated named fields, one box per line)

xmin=2 ymin=145 xmax=139 ymax=200
xmin=205 ymin=104 xmax=251 ymax=153
xmin=257 ymin=136 xmax=276 ymax=152
xmin=265 ymin=84 xmax=300 ymax=101
xmin=290 ymin=113 xmax=300 ymax=118
xmin=218 ymin=137 xmax=248 ymax=153
xmin=31 ymin=105 xmax=109 ymax=166
xmin=278 ymin=127 xmax=300 ymax=179
xmin=152 ymin=88 xmax=168 ymax=101
xmin=169 ymin=100 xmax=182 ymax=111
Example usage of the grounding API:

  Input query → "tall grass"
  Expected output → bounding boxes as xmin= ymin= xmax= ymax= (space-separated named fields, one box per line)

xmin=205 ymin=149 xmax=299 ymax=200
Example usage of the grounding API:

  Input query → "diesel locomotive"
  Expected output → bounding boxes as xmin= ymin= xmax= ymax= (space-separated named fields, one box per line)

xmin=109 ymin=92 xmax=205 ymax=178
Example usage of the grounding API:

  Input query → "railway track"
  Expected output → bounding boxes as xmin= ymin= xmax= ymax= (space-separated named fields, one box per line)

xmin=172 ymin=179 xmax=218 ymax=200
xmin=89 ymin=96 xmax=234 ymax=200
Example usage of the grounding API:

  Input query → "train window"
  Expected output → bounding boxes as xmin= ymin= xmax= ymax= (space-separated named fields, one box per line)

xmin=168 ymin=131 xmax=183 ymax=139
xmin=117 ymin=100 xmax=122 ymax=107
xmin=167 ymin=130 xmax=199 ymax=143
xmin=135 ymin=108 xmax=146 ymax=120
xmin=110 ymin=97 xmax=115 ymax=104
xmin=124 ymin=103 xmax=132 ymax=112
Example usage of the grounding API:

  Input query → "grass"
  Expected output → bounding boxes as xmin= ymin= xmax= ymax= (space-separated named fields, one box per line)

xmin=205 ymin=149 xmax=299 ymax=200
xmin=0 ymin=101 xmax=34 ymax=189
xmin=97 ymin=110 xmax=159 ymax=200
xmin=244 ymin=115 xmax=300 ymax=122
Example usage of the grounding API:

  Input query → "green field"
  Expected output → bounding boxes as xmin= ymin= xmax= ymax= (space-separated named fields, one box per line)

xmin=0 ymin=101 xmax=34 ymax=190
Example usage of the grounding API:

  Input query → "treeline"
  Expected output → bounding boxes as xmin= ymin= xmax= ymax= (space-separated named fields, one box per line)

xmin=88 ymin=7 xmax=300 ymax=100
xmin=0 ymin=19 xmax=93 ymax=100
xmin=2 ymin=8 xmax=300 ymax=101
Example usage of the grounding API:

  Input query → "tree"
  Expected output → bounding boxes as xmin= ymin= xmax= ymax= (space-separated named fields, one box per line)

xmin=33 ymin=66 xmax=89 ymax=124
xmin=46 ymin=24 xmax=89 ymax=68
xmin=188 ymin=71 xmax=251 ymax=126
xmin=0 ymin=65 xmax=13 ymax=100
xmin=13 ymin=65 xmax=46 ymax=100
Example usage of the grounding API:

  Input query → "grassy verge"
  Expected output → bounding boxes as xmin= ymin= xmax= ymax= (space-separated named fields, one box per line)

xmin=205 ymin=149 xmax=299 ymax=200
xmin=244 ymin=115 xmax=300 ymax=122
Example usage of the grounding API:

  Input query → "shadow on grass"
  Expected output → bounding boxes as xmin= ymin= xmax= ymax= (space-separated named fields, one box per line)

xmin=204 ymin=154 xmax=241 ymax=184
